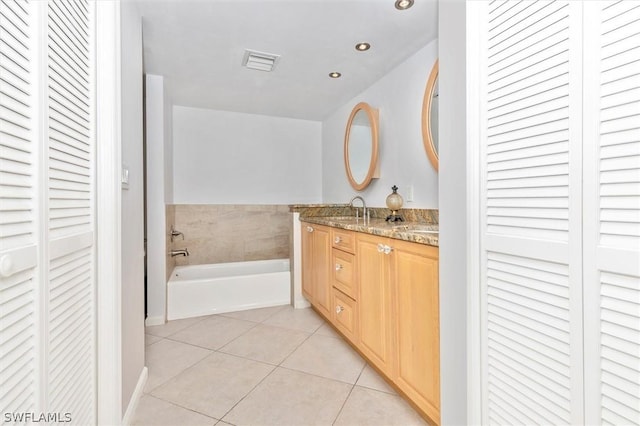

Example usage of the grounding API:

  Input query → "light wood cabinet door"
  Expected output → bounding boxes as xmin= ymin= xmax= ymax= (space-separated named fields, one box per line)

xmin=311 ymin=225 xmax=331 ymax=317
xmin=391 ymin=239 xmax=440 ymax=424
xmin=356 ymin=233 xmax=394 ymax=376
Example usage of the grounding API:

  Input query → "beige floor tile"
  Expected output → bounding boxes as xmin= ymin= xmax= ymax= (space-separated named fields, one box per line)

xmin=131 ymin=395 xmax=216 ymax=425
xmin=168 ymin=316 xmax=257 ymax=350
xmin=356 ymin=364 xmax=397 ymax=394
xmin=144 ymin=339 xmax=211 ymax=392
xmin=219 ymin=305 xmax=286 ymax=323
xmin=151 ymin=352 xmax=275 ymax=420
xmin=222 ymin=367 xmax=352 ymax=426
xmin=281 ymin=334 xmax=365 ymax=384
xmin=334 ymin=386 xmax=427 ymax=426
xmin=262 ymin=306 xmax=324 ymax=333
xmin=145 ymin=316 xmax=208 ymax=337
xmin=314 ymin=322 xmax=341 ymax=338
xmin=145 ymin=334 xmax=162 ymax=346
xmin=219 ymin=323 xmax=309 ymax=365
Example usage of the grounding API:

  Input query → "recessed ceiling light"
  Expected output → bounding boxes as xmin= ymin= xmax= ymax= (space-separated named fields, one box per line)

xmin=329 ymin=72 xmax=342 ymax=78
xmin=355 ymin=42 xmax=371 ymax=52
xmin=394 ymin=0 xmax=414 ymax=10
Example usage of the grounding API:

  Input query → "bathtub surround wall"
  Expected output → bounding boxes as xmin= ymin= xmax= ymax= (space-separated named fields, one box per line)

xmin=172 ymin=106 xmax=323 ymax=205
xmin=170 ymin=204 xmax=291 ymax=266
xmin=322 ymin=40 xmax=439 ymax=208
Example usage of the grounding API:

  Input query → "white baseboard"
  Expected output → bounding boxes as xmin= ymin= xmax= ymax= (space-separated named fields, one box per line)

xmin=121 ymin=366 xmax=148 ymax=426
xmin=145 ymin=315 xmax=165 ymax=326
xmin=294 ymin=297 xmax=311 ymax=309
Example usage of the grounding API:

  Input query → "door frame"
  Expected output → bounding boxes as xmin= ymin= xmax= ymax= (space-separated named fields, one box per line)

xmin=95 ymin=1 xmax=123 ymax=423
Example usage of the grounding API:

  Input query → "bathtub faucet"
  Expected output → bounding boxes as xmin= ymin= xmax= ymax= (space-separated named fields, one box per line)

xmin=170 ymin=249 xmax=189 ymax=257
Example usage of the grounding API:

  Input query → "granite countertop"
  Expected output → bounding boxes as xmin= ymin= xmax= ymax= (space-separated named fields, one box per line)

xmin=301 ymin=216 xmax=439 ymax=247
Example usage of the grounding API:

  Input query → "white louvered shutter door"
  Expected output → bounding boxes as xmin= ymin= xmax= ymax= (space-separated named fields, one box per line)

xmin=0 ymin=0 xmax=39 ymax=417
xmin=583 ymin=1 xmax=640 ymax=425
xmin=479 ymin=1 xmax=585 ymax=423
xmin=45 ymin=0 xmax=96 ymax=422
xmin=0 ymin=0 xmax=96 ymax=423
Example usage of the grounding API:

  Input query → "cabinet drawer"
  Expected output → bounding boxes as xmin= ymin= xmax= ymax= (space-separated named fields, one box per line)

xmin=332 ymin=289 xmax=357 ymax=343
xmin=332 ymin=229 xmax=355 ymax=253
xmin=332 ymin=249 xmax=356 ymax=298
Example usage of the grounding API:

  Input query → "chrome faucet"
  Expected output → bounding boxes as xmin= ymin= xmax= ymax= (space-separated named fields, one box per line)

xmin=349 ymin=195 xmax=367 ymax=221
xmin=170 ymin=226 xmax=184 ymax=242
xmin=170 ymin=248 xmax=189 ymax=257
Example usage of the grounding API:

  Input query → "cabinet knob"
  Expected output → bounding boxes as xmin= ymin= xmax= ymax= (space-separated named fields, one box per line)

xmin=377 ymin=243 xmax=385 ymax=253
xmin=336 ymin=305 xmax=344 ymax=314
xmin=384 ymin=245 xmax=393 ymax=255
xmin=335 ymin=263 xmax=343 ymax=271
xmin=334 ymin=236 xmax=342 ymax=244
xmin=306 ymin=226 xmax=314 ymax=233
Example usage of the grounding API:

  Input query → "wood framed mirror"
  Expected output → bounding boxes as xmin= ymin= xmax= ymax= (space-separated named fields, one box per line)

xmin=422 ymin=59 xmax=439 ymax=171
xmin=344 ymin=102 xmax=380 ymax=191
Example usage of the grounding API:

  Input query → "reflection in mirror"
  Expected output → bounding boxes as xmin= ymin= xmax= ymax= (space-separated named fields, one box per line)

xmin=348 ymin=110 xmax=373 ymax=183
xmin=344 ymin=102 xmax=379 ymax=190
xmin=422 ymin=59 xmax=439 ymax=171
xmin=430 ymin=77 xmax=439 ymax=152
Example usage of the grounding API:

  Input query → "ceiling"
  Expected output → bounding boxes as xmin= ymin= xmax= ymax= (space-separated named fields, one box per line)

xmin=135 ymin=0 xmax=438 ymax=121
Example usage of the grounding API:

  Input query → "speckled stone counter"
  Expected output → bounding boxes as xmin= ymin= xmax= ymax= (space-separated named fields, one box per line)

xmin=291 ymin=205 xmax=439 ymax=247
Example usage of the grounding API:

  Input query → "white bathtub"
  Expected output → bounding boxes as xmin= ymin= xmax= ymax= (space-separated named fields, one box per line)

xmin=167 ymin=259 xmax=291 ymax=320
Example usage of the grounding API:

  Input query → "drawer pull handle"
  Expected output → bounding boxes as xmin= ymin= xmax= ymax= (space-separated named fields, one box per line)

xmin=334 ymin=236 xmax=342 ymax=244
xmin=335 ymin=263 xmax=343 ymax=271
xmin=306 ymin=226 xmax=314 ymax=233
xmin=336 ymin=305 xmax=344 ymax=314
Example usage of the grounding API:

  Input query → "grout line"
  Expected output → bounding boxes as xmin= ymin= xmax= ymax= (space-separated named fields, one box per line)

xmin=164 ymin=319 xmax=261 ymax=352
xmin=141 ymin=393 xmax=220 ymax=423
xmin=216 ymin=361 xmax=279 ymax=423
xmin=331 ymin=364 xmax=366 ymax=425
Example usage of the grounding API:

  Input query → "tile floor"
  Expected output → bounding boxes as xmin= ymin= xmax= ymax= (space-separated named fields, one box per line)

xmin=133 ymin=305 xmax=427 ymax=426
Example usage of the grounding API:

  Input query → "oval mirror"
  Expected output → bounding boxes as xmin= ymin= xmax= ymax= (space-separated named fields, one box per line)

xmin=344 ymin=102 xmax=379 ymax=190
xmin=422 ymin=59 xmax=439 ymax=171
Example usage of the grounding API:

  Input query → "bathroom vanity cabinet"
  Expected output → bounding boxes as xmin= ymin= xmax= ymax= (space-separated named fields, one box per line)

xmin=301 ymin=221 xmax=440 ymax=425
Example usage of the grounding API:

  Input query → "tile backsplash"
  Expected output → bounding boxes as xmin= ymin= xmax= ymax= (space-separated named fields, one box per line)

xmin=170 ymin=204 xmax=291 ymax=266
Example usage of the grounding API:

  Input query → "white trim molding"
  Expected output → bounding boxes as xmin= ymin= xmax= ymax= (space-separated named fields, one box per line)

xmin=121 ymin=367 xmax=148 ymax=426
xmin=144 ymin=316 xmax=165 ymax=327
xmin=95 ymin=0 xmax=123 ymax=424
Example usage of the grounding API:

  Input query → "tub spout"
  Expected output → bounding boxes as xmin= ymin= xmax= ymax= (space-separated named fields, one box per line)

xmin=170 ymin=249 xmax=189 ymax=257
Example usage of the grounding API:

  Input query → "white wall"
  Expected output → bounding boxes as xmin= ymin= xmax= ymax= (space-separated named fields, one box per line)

xmin=172 ymin=106 xmax=322 ymax=204
xmin=145 ymin=74 xmax=171 ymax=324
xmin=120 ymin=0 xmax=145 ymax=416
xmin=163 ymin=86 xmax=174 ymax=204
xmin=438 ymin=1 xmax=468 ymax=424
xmin=321 ymin=40 xmax=438 ymax=208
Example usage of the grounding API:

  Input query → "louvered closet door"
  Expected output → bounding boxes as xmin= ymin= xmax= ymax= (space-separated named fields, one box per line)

xmin=479 ymin=1 xmax=585 ymax=424
xmin=0 ymin=0 xmax=39 ymax=416
xmin=45 ymin=0 xmax=96 ymax=422
xmin=0 ymin=0 xmax=96 ymax=423
xmin=583 ymin=2 xmax=640 ymax=425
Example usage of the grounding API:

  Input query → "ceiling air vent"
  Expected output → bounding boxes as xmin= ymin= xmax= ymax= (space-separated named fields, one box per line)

xmin=242 ymin=49 xmax=281 ymax=72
